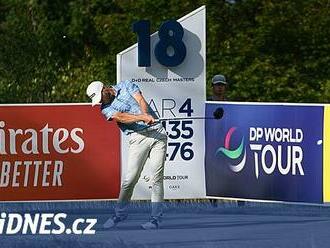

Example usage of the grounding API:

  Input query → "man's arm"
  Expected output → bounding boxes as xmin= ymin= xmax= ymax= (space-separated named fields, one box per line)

xmin=132 ymin=92 xmax=155 ymax=124
xmin=133 ymin=92 xmax=149 ymax=114
xmin=112 ymin=112 xmax=154 ymax=125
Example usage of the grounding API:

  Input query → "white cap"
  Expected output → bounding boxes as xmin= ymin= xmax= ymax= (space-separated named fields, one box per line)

xmin=212 ymin=74 xmax=227 ymax=85
xmin=86 ymin=81 xmax=104 ymax=106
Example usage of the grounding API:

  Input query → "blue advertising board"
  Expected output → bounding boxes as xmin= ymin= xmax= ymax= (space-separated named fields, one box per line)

xmin=205 ymin=102 xmax=324 ymax=203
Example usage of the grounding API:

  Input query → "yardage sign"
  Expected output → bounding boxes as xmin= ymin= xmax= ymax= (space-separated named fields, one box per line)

xmin=117 ymin=6 xmax=206 ymax=199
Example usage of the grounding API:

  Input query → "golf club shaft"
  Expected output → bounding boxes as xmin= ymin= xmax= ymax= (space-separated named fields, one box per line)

xmin=156 ymin=117 xmax=215 ymax=122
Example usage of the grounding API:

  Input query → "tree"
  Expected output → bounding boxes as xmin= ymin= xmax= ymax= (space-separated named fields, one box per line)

xmin=0 ymin=0 xmax=329 ymax=103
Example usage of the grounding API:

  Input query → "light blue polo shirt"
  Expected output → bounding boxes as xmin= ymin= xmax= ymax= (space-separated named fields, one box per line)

xmin=101 ymin=80 xmax=158 ymax=134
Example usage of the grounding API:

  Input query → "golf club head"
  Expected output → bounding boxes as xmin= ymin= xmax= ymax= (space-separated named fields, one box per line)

xmin=213 ymin=107 xmax=224 ymax=120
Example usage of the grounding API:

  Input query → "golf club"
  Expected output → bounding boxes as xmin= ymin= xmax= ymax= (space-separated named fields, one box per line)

xmin=156 ymin=107 xmax=224 ymax=122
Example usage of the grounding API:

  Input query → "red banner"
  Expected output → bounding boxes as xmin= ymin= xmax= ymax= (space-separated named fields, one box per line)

xmin=0 ymin=104 xmax=120 ymax=201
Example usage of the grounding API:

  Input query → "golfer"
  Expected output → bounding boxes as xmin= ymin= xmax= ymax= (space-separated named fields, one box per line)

xmin=86 ymin=80 xmax=167 ymax=230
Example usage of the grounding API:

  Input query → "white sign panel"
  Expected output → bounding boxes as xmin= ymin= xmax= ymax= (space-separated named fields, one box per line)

xmin=117 ymin=6 xmax=206 ymax=199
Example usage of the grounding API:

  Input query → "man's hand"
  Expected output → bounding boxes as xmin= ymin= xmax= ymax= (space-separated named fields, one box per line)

xmin=141 ymin=114 xmax=155 ymax=125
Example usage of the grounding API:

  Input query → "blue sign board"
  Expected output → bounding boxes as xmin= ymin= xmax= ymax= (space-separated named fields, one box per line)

xmin=205 ymin=103 xmax=324 ymax=203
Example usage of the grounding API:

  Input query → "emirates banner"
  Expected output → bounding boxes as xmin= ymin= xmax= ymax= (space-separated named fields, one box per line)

xmin=0 ymin=104 xmax=120 ymax=201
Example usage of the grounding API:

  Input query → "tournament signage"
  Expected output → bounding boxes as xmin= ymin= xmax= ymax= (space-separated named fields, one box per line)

xmin=0 ymin=104 xmax=120 ymax=201
xmin=205 ymin=102 xmax=324 ymax=203
xmin=323 ymin=105 xmax=330 ymax=203
xmin=117 ymin=6 xmax=206 ymax=199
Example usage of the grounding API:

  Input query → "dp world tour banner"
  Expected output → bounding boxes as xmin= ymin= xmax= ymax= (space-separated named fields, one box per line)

xmin=205 ymin=102 xmax=324 ymax=203
xmin=0 ymin=104 xmax=120 ymax=201
xmin=117 ymin=6 xmax=206 ymax=199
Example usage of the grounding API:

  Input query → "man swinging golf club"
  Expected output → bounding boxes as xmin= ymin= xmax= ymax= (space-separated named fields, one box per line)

xmin=86 ymin=80 xmax=168 ymax=230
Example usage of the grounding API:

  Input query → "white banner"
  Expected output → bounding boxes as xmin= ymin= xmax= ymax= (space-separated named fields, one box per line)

xmin=117 ymin=6 xmax=206 ymax=199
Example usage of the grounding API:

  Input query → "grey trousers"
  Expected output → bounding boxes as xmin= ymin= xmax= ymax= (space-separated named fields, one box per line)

xmin=115 ymin=123 xmax=168 ymax=220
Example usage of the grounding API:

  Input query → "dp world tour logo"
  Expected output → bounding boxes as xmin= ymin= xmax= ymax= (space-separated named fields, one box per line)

xmin=215 ymin=127 xmax=246 ymax=173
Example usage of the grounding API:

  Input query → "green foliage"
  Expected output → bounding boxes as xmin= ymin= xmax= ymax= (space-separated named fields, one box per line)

xmin=0 ymin=0 xmax=329 ymax=103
